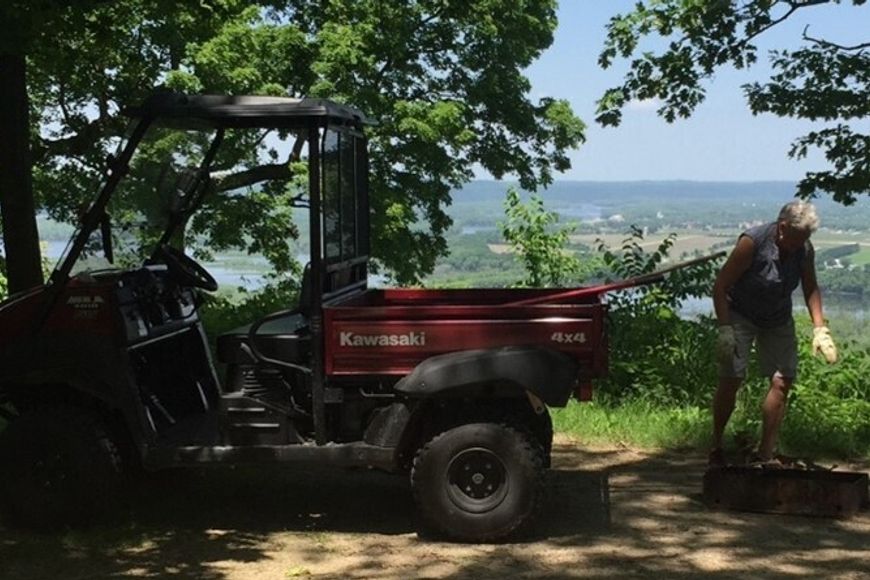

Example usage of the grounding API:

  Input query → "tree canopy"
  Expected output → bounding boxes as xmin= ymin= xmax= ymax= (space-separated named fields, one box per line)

xmin=9 ymin=0 xmax=584 ymax=285
xmin=596 ymin=0 xmax=869 ymax=205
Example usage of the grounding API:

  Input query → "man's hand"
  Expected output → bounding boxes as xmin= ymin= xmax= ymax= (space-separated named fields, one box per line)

xmin=812 ymin=326 xmax=838 ymax=364
xmin=717 ymin=325 xmax=736 ymax=366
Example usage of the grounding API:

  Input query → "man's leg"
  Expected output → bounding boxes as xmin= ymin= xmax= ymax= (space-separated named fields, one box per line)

xmin=712 ymin=377 xmax=743 ymax=450
xmin=756 ymin=317 xmax=798 ymax=460
xmin=758 ymin=373 xmax=793 ymax=460
xmin=712 ymin=311 xmax=754 ymax=456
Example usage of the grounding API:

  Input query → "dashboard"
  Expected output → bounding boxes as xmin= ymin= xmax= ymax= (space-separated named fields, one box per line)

xmin=114 ymin=265 xmax=199 ymax=344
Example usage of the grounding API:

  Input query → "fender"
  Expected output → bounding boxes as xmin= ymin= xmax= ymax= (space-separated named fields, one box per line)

xmin=0 ymin=334 xmax=144 ymax=438
xmin=0 ymin=334 xmax=124 ymax=402
xmin=2 ymin=366 xmax=119 ymax=407
xmin=394 ymin=346 xmax=580 ymax=407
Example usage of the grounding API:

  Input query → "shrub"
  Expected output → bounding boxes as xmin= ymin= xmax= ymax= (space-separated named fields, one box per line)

xmin=500 ymin=187 xmax=583 ymax=287
xmin=593 ymin=226 xmax=722 ymax=406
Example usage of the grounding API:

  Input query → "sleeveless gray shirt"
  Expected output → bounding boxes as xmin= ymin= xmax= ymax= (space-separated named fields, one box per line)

xmin=728 ymin=222 xmax=807 ymax=328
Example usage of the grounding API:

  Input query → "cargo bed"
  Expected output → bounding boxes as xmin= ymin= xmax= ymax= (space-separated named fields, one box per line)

xmin=323 ymin=288 xmax=608 ymax=386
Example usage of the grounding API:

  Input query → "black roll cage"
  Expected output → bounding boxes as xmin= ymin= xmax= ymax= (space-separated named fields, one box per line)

xmin=44 ymin=92 xmax=374 ymax=445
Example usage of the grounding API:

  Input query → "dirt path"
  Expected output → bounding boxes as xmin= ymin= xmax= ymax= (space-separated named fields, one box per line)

xmin=2 ymin=436 xmax=868 ymax=579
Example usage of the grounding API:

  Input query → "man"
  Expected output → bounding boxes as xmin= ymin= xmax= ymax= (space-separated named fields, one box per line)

xmin=710 ymin=200 xmax=838 ymax=466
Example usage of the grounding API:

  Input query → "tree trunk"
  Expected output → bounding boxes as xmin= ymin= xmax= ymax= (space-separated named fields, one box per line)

xmin=0 ymin=53 xmax=43 ymax=293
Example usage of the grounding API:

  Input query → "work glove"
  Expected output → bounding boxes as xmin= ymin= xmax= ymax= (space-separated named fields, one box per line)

xmin=812 ymin=326 xmax=838 ymax=364
xmin=717 ymin=324 xmax=736 ymax=366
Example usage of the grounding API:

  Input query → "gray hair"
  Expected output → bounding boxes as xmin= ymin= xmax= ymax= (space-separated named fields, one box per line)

xmin=778 ymin=200 xmax=819 ymax=233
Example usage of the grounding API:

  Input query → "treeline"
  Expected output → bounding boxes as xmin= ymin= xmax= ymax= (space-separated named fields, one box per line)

xmin=818 ymin=243 xmax=860 ymax=262
xmin=451 ymin=181 xmax=870 ymax=232
xmin=818 ymin=268 xmax=870 ymax=296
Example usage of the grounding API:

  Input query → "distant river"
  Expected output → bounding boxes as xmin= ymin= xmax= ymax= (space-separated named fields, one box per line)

xmin=43 ymin=239 xmax=271 ymax=290
xmin=42 ymin=242 xmax=388 ymax=291
xmin=679 ymin=293 xmax=868 ymax=321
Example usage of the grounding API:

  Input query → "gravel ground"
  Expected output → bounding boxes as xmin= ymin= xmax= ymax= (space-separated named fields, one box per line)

xmin=1 ymin=435 xmax=868 ymax=579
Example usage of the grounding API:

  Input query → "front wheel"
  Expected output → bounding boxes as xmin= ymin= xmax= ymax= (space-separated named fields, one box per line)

xmin=0 ymin=408 xmax=124 ymax=529
xmin=411 ymin=423 xmax=544 ymax=542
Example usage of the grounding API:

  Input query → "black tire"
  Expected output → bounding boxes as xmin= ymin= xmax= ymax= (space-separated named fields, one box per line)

xmin=411 ymin=422 xmax=545 ymax=542
xmin=531 ymin=409 xmax=553 ymax=468
xmin=0 ymin=407 xmax=123 ymax=530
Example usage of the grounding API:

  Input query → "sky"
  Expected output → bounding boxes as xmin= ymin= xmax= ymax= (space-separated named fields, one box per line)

xmin=521 ymin=0 xmax=870 ymax=182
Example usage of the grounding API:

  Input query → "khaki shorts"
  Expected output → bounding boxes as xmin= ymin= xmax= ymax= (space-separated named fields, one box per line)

xmin=719 ymin=310 xmax=798 ymax=380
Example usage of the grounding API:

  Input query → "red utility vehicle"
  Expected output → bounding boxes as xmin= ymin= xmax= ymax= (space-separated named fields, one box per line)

xmin=0 ymin=93 xmax=628 ymax=541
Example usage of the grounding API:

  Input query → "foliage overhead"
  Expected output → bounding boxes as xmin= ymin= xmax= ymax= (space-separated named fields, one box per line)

xmin=596 ymin=0 xmax=870 ymax=205
xmin=18 ymin=0 xmax=584 ymax=284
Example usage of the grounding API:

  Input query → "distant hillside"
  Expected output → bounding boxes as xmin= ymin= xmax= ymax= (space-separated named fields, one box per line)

xmin=450 ymin=180 xmax=870 ymax=230
xmin=450 ymin=180 xmax=802 ymax=205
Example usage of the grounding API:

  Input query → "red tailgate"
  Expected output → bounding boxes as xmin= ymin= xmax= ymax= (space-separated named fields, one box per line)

xmin=323 ymin=288 xmax=607 ymax=377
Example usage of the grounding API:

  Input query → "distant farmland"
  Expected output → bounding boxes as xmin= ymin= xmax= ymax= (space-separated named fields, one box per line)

xmin=569 ymin=231 xmax=731 ymax=259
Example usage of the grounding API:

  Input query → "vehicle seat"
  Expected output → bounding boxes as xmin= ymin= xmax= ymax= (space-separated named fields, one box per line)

xmin=216 ymin=265 xmax=312 ymax=365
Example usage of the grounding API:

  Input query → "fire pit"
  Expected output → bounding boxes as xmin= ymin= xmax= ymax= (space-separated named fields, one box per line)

xmin=703 ymin=466 xmax=869 ymax=517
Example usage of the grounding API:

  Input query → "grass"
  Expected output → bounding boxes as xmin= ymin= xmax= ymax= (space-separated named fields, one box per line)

xmin=3 ymin=389 xmax=866 ymax=462
xmin=552 ymin=401 xmax=710 ymax=449
xmin=552 ymin=396 xmax=870 ymax=461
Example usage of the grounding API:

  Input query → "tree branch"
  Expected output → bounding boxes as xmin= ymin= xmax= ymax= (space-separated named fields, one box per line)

xmin=58 ymin=79 xmax=74 ymax=127
xmin=373 ymin=4 xmax=448 ymax=87
xmin=735 ymin=0 xmax=811 ymax=47
xmin=667 ymin=1 xmax=835 ymax=72
xmin=802 ymin=25 xmax=870 ymax=51
xmin=291 ymin=132 xmax=305 ymax=161
xmin=33 ymin=118 xmax=110 ymax=161
xmin=784 ymin=0 xmax=834 ymax=8
xmin=211 ymin=162 xmax=294 ymax=192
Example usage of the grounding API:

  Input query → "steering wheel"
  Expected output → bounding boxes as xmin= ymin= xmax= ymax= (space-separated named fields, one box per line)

xmin=155 ymin=244 xmax=218 ymax=292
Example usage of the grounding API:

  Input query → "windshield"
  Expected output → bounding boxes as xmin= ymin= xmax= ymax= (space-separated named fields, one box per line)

xmin=54 ymin=118 xmax=311 ymax=285
xmin=55 ymin=122 xmax=217 ymax=277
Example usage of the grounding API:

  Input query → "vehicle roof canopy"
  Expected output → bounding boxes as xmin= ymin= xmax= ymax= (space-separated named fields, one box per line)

xmin=123 ymin=92 xmax=373 ymax=130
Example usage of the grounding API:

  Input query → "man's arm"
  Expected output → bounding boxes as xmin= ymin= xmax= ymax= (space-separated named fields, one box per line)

xmin=801 ymin=244 xmax=825 ymax=327
xmin=713 ymin=235 xmax=753 ymax=325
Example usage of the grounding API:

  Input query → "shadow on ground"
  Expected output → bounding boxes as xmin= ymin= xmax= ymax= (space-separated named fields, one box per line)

xmin=0 ymin=441 xmax=867 ymax=579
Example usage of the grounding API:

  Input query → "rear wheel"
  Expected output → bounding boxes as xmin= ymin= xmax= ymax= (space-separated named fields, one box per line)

xmin=0 ymin=407 xmax=124 ymax=529
xmin=411 ymin=422 xmax=544 ymax=542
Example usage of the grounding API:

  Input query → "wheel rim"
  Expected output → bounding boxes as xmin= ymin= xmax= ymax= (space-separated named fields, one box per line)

xmin=446 ymin=447 xmax=509 ymax=513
